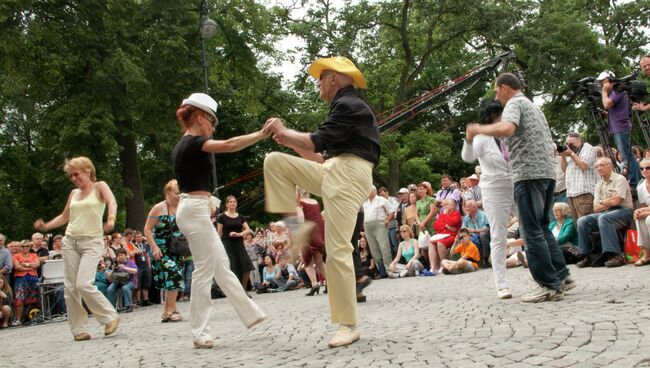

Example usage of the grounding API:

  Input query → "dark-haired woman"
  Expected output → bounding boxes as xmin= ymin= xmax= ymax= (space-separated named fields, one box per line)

xmin=172 ymin=93 xmax=267 ymax=349
xmin=217 ymin=195 xmax=255 ymax=294
xmin=462 ymin=99 xmax=516 ymax=300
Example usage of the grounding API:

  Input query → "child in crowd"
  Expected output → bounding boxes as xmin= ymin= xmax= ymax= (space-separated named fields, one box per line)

xmin=441 ymin=228 xmax=480 ymax=275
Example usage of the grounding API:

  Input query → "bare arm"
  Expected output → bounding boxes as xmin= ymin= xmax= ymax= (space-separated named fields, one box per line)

xmin=96 ymin=181 xmax=117 ymax=233
xmin=143 ymin=204 xmax=162 ymax=260
xmin=292 ymin=146 xmax=325 ymax=163
xmin=476 ymin=121 xmax=517 ymax=138
xmin=34 ymin=191 xmax=74 ymax=232
xmin=202 ymin=130 xmax=268 ymax=153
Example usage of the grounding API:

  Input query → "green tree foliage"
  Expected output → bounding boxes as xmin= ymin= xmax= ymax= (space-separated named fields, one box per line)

xmin=0 ymin=0 xmax=290 ymax=239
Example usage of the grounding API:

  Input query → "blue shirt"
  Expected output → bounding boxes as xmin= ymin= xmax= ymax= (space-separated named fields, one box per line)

xmin=0 ymin=247 xmax=13 ymax=274
xmin=462 ymin=210 xmax=489 ymax=230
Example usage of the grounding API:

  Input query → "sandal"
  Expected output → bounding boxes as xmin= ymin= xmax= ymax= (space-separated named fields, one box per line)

xmin=169 ymin=310 xmax=183 ymax=322
xmin=193 ymin=339 xmax=214 ymax=349
xmin=634 ymin=258 xmax=650 ymax=267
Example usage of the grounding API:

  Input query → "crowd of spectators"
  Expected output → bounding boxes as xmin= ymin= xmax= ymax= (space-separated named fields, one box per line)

xmin=2 ymin=129 xmax=650 ymax=328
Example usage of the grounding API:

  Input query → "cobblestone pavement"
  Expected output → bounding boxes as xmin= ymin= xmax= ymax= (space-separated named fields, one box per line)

xmin=2 ymin=264 xmax=650 ymax=368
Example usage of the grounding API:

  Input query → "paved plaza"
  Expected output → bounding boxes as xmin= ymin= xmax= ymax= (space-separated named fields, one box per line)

xmin=2 ymin=264 xmax=650 ymax=368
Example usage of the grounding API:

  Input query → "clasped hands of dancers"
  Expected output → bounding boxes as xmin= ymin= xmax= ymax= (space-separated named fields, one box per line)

xmin=34 ymin=56 xmax=374 ymax=349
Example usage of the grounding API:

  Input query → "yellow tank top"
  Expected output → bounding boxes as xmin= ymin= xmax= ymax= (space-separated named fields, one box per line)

xmin=66 ymin=186 xmax=106 ymax=237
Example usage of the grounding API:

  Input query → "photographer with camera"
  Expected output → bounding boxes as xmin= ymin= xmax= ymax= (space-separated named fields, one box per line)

xmin=559 ymin=132 xmax=599 ymax=224
xmin=632 ymin=56 xmax=650 ymax=112
xmin=599 ymin=70 xmax=641 ymax=186
xmin=106 ymin=248 xmax=137 ymax=313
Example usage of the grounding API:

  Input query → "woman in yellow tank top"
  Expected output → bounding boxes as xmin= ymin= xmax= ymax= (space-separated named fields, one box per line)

xmin=33 ymin=156 xmax=120 ymax=341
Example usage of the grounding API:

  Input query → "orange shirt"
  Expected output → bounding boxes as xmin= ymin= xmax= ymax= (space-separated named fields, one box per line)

xmin=454 ymin=241 xmax=480 ymax=269
xmin=13 ymin=253 xmax=39 ymax=277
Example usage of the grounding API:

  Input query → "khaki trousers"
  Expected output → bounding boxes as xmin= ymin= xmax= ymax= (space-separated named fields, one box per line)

xmin=62 ymin=235 xmax=118 ymax=335
xmin=568 ymin=193 xmax=594 ymax=225
xmin=264 ymin=152 xmax=373 ymax=325
xmin=176 ymin=194 xmax=266 ymax=343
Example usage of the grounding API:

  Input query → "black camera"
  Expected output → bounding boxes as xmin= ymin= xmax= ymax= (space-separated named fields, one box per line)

xmin=556 ymin=144 xmax=569 ymax=153
xmin=573 ymin=77 xmax=601 ymax=105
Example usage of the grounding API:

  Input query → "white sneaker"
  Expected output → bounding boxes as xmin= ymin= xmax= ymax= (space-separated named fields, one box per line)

xmin=328 ymin=325 xmax=360 ymax=348
xmin=399 ymin=269 xmax=408 ymax=278
xmin=521 ymin=285 xmax=564 ymax=303
xmin=497 ymin=288 xmax=512 ymax=299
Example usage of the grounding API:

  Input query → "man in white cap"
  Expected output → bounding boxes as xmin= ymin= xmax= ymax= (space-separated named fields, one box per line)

xmin=263 ymin=56 xmax=379 ymax=348
xmin=598 ymin=70 xmax=639 ymax=186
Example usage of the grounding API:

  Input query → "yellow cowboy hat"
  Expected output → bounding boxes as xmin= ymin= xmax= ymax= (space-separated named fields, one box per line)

xmin=308 ymin=56 xmax=367 ymax=89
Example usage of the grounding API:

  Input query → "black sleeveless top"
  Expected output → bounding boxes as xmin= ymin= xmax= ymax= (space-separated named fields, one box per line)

xmin=171 ymin=135 xmax=211 ymax=193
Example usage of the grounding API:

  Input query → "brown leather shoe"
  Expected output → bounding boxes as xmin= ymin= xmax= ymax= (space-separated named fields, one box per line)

xmin=328 ymin=325 xmax=360 ymax=348
xmin=605 ymin=254 xmax=625 ymax=268
xmin=74 ymin=333 xmax=91 ymax=341
xmin=104 ymin=318 xmax=120 ymax=336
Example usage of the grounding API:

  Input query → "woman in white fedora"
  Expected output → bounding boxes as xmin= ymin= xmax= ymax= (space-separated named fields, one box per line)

xmin=172 ymin=93 xmax=268 ymax=349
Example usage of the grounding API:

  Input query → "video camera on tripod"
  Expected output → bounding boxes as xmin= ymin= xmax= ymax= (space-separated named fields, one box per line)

xmin=574 ymin=71 xmax=647 ymax=104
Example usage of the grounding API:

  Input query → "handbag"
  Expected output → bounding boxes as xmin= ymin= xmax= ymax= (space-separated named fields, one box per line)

xmin=624 ymin=229 xmax=640 ymax=263
xmin=111 ymin=271 xmax=131 ymax=286
xmin=165 ymin=204 xmax=192 ymax=257
xmin=417 ymin=230 xmax=431 ymax=249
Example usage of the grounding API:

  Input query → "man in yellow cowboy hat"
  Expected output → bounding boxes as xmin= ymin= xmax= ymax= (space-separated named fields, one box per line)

xmin=263 ymin=56 xmax=379 ymax=348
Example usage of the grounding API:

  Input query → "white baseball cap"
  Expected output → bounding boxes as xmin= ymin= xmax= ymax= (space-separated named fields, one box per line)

xmin=596 ymin=70 xmax=615 ymax=81
xmin=182 ymin=93 xmax=218 ymax=121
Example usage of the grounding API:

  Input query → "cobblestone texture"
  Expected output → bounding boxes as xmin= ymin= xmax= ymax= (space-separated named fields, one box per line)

xmin=2 ymin=265 xmax=650 ymax=367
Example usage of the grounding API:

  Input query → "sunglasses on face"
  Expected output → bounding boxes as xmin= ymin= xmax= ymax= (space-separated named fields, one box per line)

xmin=641 ymin=166 xmax=650 ymax=171
xmin=400 ymin=230 xmax=410 ymax=233
xmin=21 ymin=245 xmax=30 ymax=248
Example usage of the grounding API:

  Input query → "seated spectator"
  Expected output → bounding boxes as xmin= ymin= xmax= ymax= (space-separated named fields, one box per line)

xmin=95 ymin=260 xmax=110 ymax=296
xmin=388 ymin=225 xmax=424 ymax=278
xmin=506 ymin=238 xmax=527 ymax=268
xmin=49 ymin=235 xmax=63 ymax=260
xmin=441 ymin=228 xmax=480 ymax=275
xmin=0 ymin=274 xmax=13 ymax=328
xmin=358 ymin=236 xmax=379 ymax=279
xmin=12 ymin=241 xmax=40 ymax=324
xmin=577 ymin=157 xmax=634 ymax=268
xmin=106 ymin=248 xmax=138 ymax=313
xmin=549 ymin=202 xmax=581 ymax=263
xmin=430 ymin=198 xmax=462 ymax=273
xmin=634 ymin=158 xmax=650 ymax=266
xmin=255 ymin=255 xmax=279 ymax=294
xmin=0 ymin=234 xmax=13 ymax=277
xmin=462 ymin=200 xmax=490 ymax=265
xmin=274 ymin=254 xmax=300 ymax=292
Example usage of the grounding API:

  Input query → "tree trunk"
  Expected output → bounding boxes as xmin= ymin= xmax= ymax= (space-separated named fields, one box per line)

xmin=388 ymin=157 xmax=400 ymax=195
xmin=116 ymin=122 xmax=146 ymax=231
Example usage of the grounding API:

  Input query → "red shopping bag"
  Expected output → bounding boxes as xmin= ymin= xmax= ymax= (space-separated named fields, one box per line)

xmin=624 ymin=229 xmax=641 ymax=263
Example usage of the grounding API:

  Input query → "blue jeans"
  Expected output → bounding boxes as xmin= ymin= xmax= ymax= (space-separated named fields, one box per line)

xmin=613 ymin=132 xmax=640 ymax=186
xmin=577 ymin=208 xmax=633 ymax=255
xmin=388 ymin=227 xmax=398 ymax=258
xmin=107 ymin=281 xmax=135 ymax=308
xmin=514 ymin=179 xmax=568 ymax=291
xmin=183 ymin=260 xmax=194 ymax=296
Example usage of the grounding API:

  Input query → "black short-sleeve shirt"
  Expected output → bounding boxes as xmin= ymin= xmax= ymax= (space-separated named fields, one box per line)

xmin=171 ymin=135 xmax=212 ymax=193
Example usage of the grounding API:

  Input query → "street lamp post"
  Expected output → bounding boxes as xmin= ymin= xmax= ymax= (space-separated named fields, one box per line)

xmin=199 ymin=0 xmax=219 ymax=197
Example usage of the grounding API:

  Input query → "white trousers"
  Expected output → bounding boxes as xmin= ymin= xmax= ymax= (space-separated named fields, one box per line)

xmin=62 ymin=235 xmax=118 ymax=335
xmin=636 ymin=218 xmax=650 ymax=249
xmin=176 ymin=195 xmax=265 ymax=343
xmin=481 ymin=181 xmax=517 ymax=291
